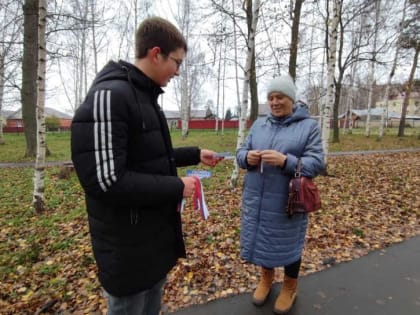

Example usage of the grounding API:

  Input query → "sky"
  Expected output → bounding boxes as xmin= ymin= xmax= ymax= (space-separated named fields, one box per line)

xmin=5 ymin=0 xmax=418 ymax=117
xmin=42 ymin=0 xmax=224 ymax=116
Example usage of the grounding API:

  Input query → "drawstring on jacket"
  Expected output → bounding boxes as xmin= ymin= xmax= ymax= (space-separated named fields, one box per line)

xmin=121 ymin=65 xmax=146 ymax=130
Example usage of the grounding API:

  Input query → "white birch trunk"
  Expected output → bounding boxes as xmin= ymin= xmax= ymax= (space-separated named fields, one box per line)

xmin=232 ymin=0 xmax=241 ymax=119
xmin=319 ymin=45 xmax=326 ymax=125
xmin=90 ymin=0 xmax=98 ymax=74
xmin=343 ymin=19 xmax=362 ymax=135
xmin=342 ymin=73 xmax=355 ymax=135
xmin=215 ymin=42 xmax=222 ymax=134
xmin=181 ymin=0 xmax=191 ymax=140
xmin=365 ymin=0 xmax=381 ymax=137
xmin=321 ymin=0 xmax=340 ymax=161
xmin=33 ymin=0 xmax=47 ymax=212
xmin=181 ymin=65 xmax=190 ymax=139
xmin=81 ymin=4 xmax=88 ymax=104
xmin=221 ymin=41 xmax=227 ymax=135
xmin=308 ymin=9 xmax=315 ymax=108
xmin=0 ymin=9 xmax=5 ymax=144
xmin=230 ymin=0 xmax=261 ymax=188
xmin=0 ymin=57 xmax=5 ymax=144
xmin=78 ymin=34 xmax=85 ymax=106
xmin=378 ymin=0 xmax=407 ymax=139
xmin=134 ymin=0 xmax=138 ymax=36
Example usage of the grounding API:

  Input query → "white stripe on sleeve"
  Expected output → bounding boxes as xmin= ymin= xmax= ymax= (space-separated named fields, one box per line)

xmin=93 ymin=89 xmax=117 ymax=192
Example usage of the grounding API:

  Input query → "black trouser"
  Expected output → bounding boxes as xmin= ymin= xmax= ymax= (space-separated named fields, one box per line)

xmin=262 ymin=258 xmax=301 ymax=279
xmin=284 ymin=258 xmax=301 ymax=279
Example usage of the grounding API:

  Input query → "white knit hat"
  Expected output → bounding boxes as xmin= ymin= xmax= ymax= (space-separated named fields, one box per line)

xmin=266 ymin=75 xmax=296 ymax=102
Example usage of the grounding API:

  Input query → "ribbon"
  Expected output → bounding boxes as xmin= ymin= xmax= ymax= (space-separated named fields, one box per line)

xmin=178 ymin=176 xmax=209 ymax=220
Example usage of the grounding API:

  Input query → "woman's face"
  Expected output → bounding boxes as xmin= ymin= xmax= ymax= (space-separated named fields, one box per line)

xmin=267 ymin=92 xmax=293 ymax=117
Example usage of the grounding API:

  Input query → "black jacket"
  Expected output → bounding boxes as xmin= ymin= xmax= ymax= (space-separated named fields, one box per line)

xmin=71 ymin=60 xmax=200 ymax=297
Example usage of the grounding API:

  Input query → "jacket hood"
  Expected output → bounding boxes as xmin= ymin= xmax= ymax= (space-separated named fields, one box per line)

xmin=92 ymin=60 xmax=164 ymax=97
xmin=267 ymin=101 xmax=311 ymax=125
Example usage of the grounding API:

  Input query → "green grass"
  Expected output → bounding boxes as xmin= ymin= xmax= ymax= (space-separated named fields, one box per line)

xmin=1 ymin=127 xmax=419 ymax=162
xmin=0 ymin=132 xmax=71 ymax=162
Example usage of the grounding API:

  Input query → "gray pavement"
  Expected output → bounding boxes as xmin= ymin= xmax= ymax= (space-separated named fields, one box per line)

xmin=0 ymin=160 xmax=72 ymax=168
xmin=169 ymin=235 xmax=420 ymax=315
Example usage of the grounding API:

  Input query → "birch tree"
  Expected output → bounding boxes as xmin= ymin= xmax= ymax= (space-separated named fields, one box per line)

xmin=33 ymin=0 xmax=47 ymax=212
xmin=342 ymin=17 xmax=363 ymax=135
xmin=330 ymin=0 xmax=382 ymax=143
xmin=178 ymin=0 xmax=190 ymax=139
xmin=231 ymin=0 xmax=242 ymax=120
xmin=365 ymin=0 xmax=381 ymax=137
xmin=288 ymin=0 xmax=304 ymax=81
xmin=21 ymin=0 xmax=39 ymax=157
xmin=220 ymin=41 xmax=227 ymax=135
xmin=210 ymin=0 xmax=262 ymax=124
xmin=73 ymin=0 xmax=90 ymax=108
xmin=231 ymin=0 xmax=260 ymax=188
xmin=378 ymin=0 xmax=408 ymax=139
xmin=0 ymin=1 xmax=22 ymax=144
xmin=246 ymin=0 xmax=259 ymax=123
xmin=321 ymin=0 xmax=340 ymax=160
xmin=215 ymin=33 xmax=223 ymax=134
xmin=208 ymin=6 xmax=230 ymax=134
xmin=302 ymin=1 xmax=328 ymax=117
xmin=171 ymin=0 xmax=211 ymax=139
xmin=397 ymin=0 xmax=420 ymax=137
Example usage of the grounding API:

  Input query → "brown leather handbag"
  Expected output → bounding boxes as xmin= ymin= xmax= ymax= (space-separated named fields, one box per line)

xmin=287 ymin=159 xmax=321 ymax=217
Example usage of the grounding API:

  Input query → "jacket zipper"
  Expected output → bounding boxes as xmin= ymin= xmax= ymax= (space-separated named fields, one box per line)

xmin=130 ymin=208 xmax=138 ymax=225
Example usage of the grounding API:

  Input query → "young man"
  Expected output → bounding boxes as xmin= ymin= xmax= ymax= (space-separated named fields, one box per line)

xmin=71 ymin=17 xmax=221 ymax=315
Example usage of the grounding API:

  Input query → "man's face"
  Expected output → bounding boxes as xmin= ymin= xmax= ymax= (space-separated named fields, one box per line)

xmin=156 ymin=48 xmax=185 ymax=87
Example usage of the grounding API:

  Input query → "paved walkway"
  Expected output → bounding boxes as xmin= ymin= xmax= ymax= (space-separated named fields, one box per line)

xmin=0 ymin=160 xmax=72 ymax=168
xmin=169 ymin=235 xmax=420 ymax=315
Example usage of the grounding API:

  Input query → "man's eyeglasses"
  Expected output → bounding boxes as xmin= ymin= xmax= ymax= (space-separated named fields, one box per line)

xmin=162 ymin=54 xmax=183 ymax=70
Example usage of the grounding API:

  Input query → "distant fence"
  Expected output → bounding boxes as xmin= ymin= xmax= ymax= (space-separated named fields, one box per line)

xmin=3 ymin=126 xmax=71 ymax=133
xmin=177 ymin=119 xmax=252 ymax=129
xmin=351 ymin=119 xmax=420 ymax=129
xmin=3 ymin=126 xmax=25 ymax=133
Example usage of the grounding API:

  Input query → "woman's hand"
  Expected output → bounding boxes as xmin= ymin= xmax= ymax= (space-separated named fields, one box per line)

xmin=247 ymin=150 xmax=261 ymax=166
xmin=260 ymin=150 xmax=287 ymax=167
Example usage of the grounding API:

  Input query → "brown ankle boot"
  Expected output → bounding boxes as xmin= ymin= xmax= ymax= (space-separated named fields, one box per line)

xmin=252 ymin=267 xmax=274 ymax=306
xmin=273 ymin=275 xmax=297 ymax=314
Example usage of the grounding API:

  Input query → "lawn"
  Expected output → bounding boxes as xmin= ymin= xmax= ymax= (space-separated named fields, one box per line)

xmin=0 ymin=127 xmax=419 ymax=162
xmin=0 ymin=128 xmax=419 ymax=314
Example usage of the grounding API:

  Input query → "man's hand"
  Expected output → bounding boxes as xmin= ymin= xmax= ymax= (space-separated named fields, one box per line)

xmin=181 ymin=176 xmax=197 ymax=197
xmin=200 ymin=149 xmax=223 ymax=167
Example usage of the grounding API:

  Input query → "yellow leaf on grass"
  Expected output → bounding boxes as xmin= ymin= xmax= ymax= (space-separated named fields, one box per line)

xmin=185 ymin=271 xmax=193 ymax=283
xmin=22 ymin=290 xmax=33 ymax=301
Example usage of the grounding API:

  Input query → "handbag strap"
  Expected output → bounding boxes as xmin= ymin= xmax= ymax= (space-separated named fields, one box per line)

xmin=294 ymin=159 xmax=302 ymax=178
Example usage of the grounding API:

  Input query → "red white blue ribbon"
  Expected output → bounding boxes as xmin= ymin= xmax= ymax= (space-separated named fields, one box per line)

xmin=178 ymin=176 xmax=209 ymax=220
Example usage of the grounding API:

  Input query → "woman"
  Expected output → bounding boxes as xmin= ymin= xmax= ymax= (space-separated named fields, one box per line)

xmin=236 ymin=75 xmax=325 ymax=314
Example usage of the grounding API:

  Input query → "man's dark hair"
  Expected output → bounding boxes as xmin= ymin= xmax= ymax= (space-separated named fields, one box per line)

xmin=135 ymin=16 xmax=188 ymax=58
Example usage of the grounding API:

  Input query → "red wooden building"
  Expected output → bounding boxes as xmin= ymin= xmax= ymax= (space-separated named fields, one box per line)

xmin=3 ymin=107 xmax=73 ymax=133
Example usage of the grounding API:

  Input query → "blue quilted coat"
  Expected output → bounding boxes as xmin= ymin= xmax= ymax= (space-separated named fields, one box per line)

xmin=236 ymin=103 xmax=325 ymax=268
